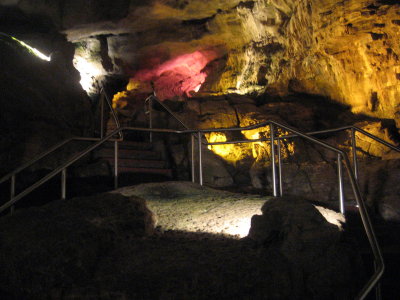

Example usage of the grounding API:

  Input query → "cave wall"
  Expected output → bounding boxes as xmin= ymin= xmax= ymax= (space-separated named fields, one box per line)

xmin=267 ymin=0 xmax=400 ymax=123
xmin=0 ymin=34 xmax=93 ymax=174
xmin=3 ymin=0 xmax=399 ymax=127
xmin=1 ymin=0 xmax=399 ymax=175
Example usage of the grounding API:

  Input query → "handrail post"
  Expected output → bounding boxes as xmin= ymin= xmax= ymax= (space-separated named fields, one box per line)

xmin=10 ymin=175 xmax=15 ymax=214
xmin=198 ymin=131 xmax=203 ymax=186
xmin=374 ymin=260 xmax=382 ymax=300
xmin=277 ymin=137 xmax=283 ymax=196
xmin=191 ymin=134 xmax=195 ymax=183
xmin=337 ymin=154 xmax=345 ymax=214
xmin=114 ymin=140 xmax=119 ymax=189
xmin=351 ymin=128 xmax=359 ymax=181
xmin=270 ymin=123 xmax=277 ymax=197
xmin=61 ymin=168 xmax=66 ymax=200
xmin=100 ymin=92 xmax=105 ymax=139
xmin=149 ymin=97 xmax=153 ymax=143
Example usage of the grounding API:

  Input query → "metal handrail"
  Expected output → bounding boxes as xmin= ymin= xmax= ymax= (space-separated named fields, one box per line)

xmin=265 ymin=121 xmax=384 ymax=300
xmin=0 ymin=122 xmax=384 ymax=299
xmin=277 ymin=125 xmax=399 ymax=152
xmin=0 ymin=136 xmax=121 ymax=213
xmin=3 ymin=119 xmax=397 ymax=194
xmin=100 ymin=87 xmax=123 ymax=140
xmin=196 ymin=120 xmax=385 ymax=299
xmin=144 ymin=94 xmax=195 ymax=176
xmin=145 ymin=94 xmax=191 ymax=130
xmin=0 ymin=127 xmax=185 ymax=214
xmin=0 ymin=137 xmax=103 ymax=185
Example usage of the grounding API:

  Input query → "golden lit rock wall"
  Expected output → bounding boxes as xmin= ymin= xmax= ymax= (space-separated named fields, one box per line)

xmin=267 ymin=0 xmax=400 ymax=122
xmin=69 ymin=0 xmax=399 ymax=126
xmin=6 ymin=0 xmax=399 ymax=125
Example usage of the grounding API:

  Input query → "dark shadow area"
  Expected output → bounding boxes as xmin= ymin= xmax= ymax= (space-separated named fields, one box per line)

xmin=344 ymin=210 xmax=400 ymax=299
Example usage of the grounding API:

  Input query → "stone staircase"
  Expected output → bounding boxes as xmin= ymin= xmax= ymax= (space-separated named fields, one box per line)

xmin=96 ymin=114 xmax=173 ymax=180
xmin=94 ymin=140 xmax=173 ymax=178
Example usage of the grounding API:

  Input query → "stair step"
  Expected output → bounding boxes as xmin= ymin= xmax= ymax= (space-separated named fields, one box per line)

xmin=95 ymin=148 xmax=160 ymax=160
xmin=105 ymin=158 xmax=167 ymax=169
xmin=117 ymin=167 xmax=173 ymax=177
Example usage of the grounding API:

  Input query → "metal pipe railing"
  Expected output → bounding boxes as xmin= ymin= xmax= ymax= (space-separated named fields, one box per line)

xmin=100 ymin=92 xmax=105 ymax=138
xmin=61 ymin=168 xmax=67 ymax=200
xmin=264 ymin=121 xmax=384 ymax=300
xmin=337 ymin=154 xmax=345 ymax=214
xmin=277 ymin=138 xmax=283 ymax=197
xmin=114 ymin=140 xmax=119 ymax=189
xmin=0 ymin=127 xmax=186 ymax=214
xmin=145 ymin=95 xmax=191 ymax=130
xmin=191 ymin=134 xmax=196 ymax=183
xmin=270 ymin=123 xmax=278 ymax=197
xmin=0 ymin=136 xmax=118 ymax=215
xmin=0 ymin=136 xmax=116 ymax=186
xmin=351 ymin=128 xmax=359 ymax=180
xmin=100 ymin=87 xmax=123 ymax=140
xmin=198 ymin=132 xmax=203 ymax=186
xmin=0 ymin=122 xmax=384 ymax=299
xmin=0 ymin=138 xmax=74 ymax=185
xmin=145 ymin=94 xmax=197 ymax=181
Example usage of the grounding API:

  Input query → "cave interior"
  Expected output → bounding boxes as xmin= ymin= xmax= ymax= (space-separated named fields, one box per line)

xmin=0 ymin=0 xmax=400 ymax=299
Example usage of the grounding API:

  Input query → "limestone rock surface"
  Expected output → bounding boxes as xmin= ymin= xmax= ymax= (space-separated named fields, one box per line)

xmin=0 ymin=183 xmax=362 ymax=299
xmin=2 ymin=0 xmax=399 ymax=128
xmin=248 ymin=196 xmax=361 ymax=298
xmin=0 ymin=192 xmax=155 ymax=299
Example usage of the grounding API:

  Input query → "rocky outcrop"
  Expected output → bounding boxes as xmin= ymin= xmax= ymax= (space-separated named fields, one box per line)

xmin=1 ymin=0 xmax=399 ymax=169
xmin=0 ymin=184 xmax=362 ymax=299
xmin=1 ymin=1 xmax=399 ymax=124
xmin=248 ymin=196 xmax=361 ymax=298
xmin=267 ymin=0 xmax=400 ymax=123
xmin=0 ymin=192 xmax=155 ymax=299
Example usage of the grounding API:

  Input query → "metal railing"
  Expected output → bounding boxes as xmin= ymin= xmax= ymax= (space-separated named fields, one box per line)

xmin=0 ymin=122 xmax=385 ymax=299
xmin=187 ymin=121 xmax=387 ymax=300
xmin=145 ymin=94 xmax=191 ymax=142
xmin=203 ymin=125 xmax=400 ymax=209
xmin=99 ymin=87 xmax=123 ymax=139
xmin=144 ymin=94 xmax=199 ymax=178
xmin=144 ymin=96 xmax=399 ymax=197
xmin=0 ymin=136 xmax=117 ymax=211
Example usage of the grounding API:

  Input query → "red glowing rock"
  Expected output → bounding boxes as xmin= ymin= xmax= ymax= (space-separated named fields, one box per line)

xmin=132 ymin=50 xmax=218 ymax=100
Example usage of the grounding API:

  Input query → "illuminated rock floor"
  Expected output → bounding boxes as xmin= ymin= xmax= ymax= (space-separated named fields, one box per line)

xmin=116 ymin=181 xmax=344 ymax=238
xmin=115 ymin=182 xmax=266 ymax=238
xmin=0 ymin=182 xmax=362 ymax=299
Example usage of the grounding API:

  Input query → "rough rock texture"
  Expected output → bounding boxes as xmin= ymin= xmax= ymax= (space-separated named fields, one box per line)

xmin=0 ymin=192 xmax=155 ymax=299
xmin=1 ymin=0 xmax=399 ymax=218
xmin=259 ymin=158 xmax=400 ymax=222
xmin=0 ymin=33 xmax=93 ymax=175
xmin=0 ymin=183 xmax=362 ymax=299
xmin=3 ymin=0 xmax=399 ymax=129
xmin=159 ymin=95 xmax=399 ymax=204
xmin=270 ymin=0 xmax=400 ymax=122
xmin=248 ymin=196 xmax=360 ymax=298
xmin=115 ymin=181 xmax=266 ymax=236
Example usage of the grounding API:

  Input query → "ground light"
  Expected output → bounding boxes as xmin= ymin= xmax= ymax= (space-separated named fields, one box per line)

xmin=143 ymin=195 xmax=345 ymax=238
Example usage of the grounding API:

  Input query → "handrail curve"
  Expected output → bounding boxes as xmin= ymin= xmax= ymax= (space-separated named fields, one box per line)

xmin=145 ymin=95 xmax=191 ymax=130
xmin=101 ymin=87 xmax=123 ymax=139
xmin=267 ymin=121 xmax=384 ymax=300
xmin=0 ymin=127 xmax=185 ymax=213
xmin=0 ymin=122 xmax=384 ymax=299
xmin=0 ymin=137 xmax=118 ymax=185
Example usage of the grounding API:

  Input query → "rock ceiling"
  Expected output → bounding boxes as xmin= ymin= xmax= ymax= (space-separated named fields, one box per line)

xmin=1 ymin=0 xmax=400 ymax=124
